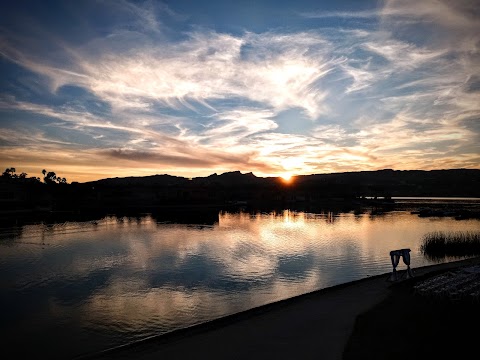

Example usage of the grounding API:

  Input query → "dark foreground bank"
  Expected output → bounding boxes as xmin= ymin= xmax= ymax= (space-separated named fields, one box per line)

xmin=343 ymin=258 xmax=480 ymax=360
xmin=81 ymin=257 xmax=480 ymax=360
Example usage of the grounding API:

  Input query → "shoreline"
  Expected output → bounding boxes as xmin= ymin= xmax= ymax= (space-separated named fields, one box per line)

xmin=82 ymin=256 xmax=480 ymax=360
xmin=2 ymin=197 xmax=480 ymax=225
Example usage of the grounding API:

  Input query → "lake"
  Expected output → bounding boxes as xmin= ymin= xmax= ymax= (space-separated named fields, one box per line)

xmin=1 ymin=203 xmax=479 ymax=358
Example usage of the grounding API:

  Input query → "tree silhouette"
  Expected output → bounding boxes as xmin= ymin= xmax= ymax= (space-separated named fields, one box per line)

xmin=43 ymin=170 xmax=57 ymax=184
xmin=2 ymin=168 xmax=40 ymax=182
xmin=2 ymin=167 xmax=15 ymax=178
xmin=2 ymin=168 xmax=26 ymax=179
xmin=42 ymin=169 xmax=68 ymax=184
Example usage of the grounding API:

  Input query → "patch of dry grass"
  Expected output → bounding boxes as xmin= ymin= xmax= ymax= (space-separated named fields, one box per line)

xmin=420 ymin=231 xmax=480 ymax=260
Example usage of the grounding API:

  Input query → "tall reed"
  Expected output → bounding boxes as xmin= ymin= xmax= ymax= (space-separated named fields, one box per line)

xmin=420 ymin=231 xmax=480 ymax=259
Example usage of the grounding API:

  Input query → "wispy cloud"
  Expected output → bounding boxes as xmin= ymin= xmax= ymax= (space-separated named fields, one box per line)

xmin=1 ymin=29 xmax=335 ymax=118
xmin=363 ymin=40 xmax=446 ymax=70
xmin=300 ymin=9 xmax=380 ymax=19
xmin=381 ymin=0 xmax=479 ymax=30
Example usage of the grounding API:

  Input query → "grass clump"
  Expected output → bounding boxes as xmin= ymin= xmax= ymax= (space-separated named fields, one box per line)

xmin=420 ymin=231 xmax=480 ymax=259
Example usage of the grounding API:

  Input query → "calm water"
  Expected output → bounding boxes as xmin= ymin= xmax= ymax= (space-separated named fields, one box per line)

xmin=1 ymin=208 xmax=479 ymax=358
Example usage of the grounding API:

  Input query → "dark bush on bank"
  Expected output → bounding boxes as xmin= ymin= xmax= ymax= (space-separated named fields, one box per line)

xmin=420 ymin=231 xmax=480 ymax=259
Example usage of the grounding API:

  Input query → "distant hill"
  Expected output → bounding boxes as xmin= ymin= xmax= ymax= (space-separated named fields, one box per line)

xmin=85 ymin=171 xmax=271 ymax=187
xmin=85 ymin=174 xmax=190 ymax=187
xmin=294 ymin=169 xmax=480 ymax=197
xmin=83 ymin=168 xmax=480 ymax=198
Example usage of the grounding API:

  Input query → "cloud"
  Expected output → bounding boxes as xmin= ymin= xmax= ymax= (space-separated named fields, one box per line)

xmin=381 ymin=0 xmax=479 ymax=30
xmin=2 ymin=28 xmax=335 ymax=119
xmin=348 ymin=112 xmax=478 ymax=170
xmin=300 ymin=0 xmax=479 ymax=32
xmin=464 ymin=75 xmax=480 ymax=93
xmin=340 ymin=62 xmax=377 ymax=93
xmin=112 ymin=0 xmax=165 ymax=34
xmin=198 ymin=108 xmax=278 ymax=146
xmin=299 ymin=9 xmax=380 ymax=19
xmin=362 ymin=40 xmax=446 ymax=70
xmin=99 ymin=147 xmax=265 ymax=169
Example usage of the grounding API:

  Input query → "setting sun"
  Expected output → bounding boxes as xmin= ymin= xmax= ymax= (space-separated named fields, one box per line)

xmin=280 ymin=173 xmax=293 ymax=183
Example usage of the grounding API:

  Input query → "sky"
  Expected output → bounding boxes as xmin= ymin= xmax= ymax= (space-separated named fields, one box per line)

xmin=1 ymin=0 xmax=479 ymax=183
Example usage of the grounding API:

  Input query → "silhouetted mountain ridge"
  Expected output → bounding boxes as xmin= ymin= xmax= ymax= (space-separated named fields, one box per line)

xmin=84 ymin=169 xmax=480 ymax=196
xmin=85 ymin=174 xmax=189 ymax=187
xmin=83 ymin=168 xmax=480 ymax=197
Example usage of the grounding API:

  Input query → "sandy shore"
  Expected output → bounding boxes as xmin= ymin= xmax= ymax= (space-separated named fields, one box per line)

xmin=85 ymin=256 xmax=480 ymax=360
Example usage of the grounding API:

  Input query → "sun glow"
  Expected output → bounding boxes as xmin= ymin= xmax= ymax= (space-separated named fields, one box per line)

xmin=280 ymin=173 xmax=293 ymax=182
